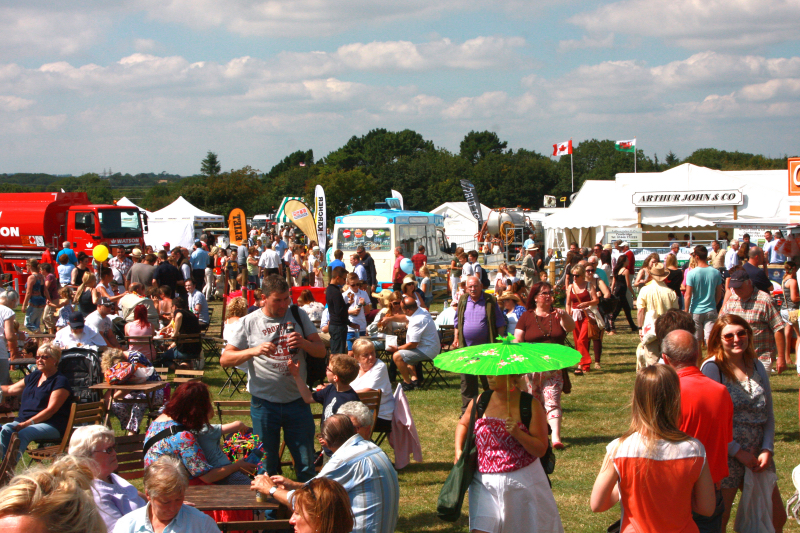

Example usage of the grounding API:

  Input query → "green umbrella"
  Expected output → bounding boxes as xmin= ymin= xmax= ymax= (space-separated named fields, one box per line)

xmin=434 ymin=333 xmax=581 ymax=376
xmin=434 ymin=333 xmax=582 ymax=415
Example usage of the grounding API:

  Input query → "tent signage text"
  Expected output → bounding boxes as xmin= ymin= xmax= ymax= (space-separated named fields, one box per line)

xmin=633 ymin=190 xmax=743 ymax=207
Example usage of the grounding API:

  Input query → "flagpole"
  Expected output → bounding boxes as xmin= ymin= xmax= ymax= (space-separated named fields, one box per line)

xmin=570 ymin=139 xmax=574 ymax=192
xmin=634 ymin=137 xmax=637 ymax=174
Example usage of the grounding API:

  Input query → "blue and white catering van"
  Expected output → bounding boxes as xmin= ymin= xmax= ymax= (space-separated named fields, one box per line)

xmin=333 ymin=204 xmax=453 ymax=284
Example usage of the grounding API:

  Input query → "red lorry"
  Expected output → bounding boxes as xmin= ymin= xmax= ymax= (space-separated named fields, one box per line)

xmin=0 ymin=192 xmax=146 ymax=294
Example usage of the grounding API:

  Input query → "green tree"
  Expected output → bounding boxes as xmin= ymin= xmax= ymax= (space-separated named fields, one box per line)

xmin=459 ymin=130 xmax=508 ymax=165
xmin=323 ymin=128 xmax=434 ymax=170
xmin=200 ymin=151 xmax=221 ymax=177
xmin=304 ymin=168 xmax=376 ymax=225
xmin=664 ymin=151 xmax=680 ymax=167
xmin=266 ymin=149 xmax=314 ymax=179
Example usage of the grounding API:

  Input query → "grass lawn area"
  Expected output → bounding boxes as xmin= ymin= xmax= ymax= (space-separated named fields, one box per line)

xmin=13 ymin=300 xmax=800 ymax=531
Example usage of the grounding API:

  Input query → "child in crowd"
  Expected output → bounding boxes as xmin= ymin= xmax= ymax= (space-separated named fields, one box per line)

xmin=54 ymin=286 xmax=73 ymax=330
xmin=289 ymin=353 xmax=360 ymax=457
xmin=420 ymin=266 xmax=434 ymax=308
xmin=194 ymin=420 xmax=263 ymax=485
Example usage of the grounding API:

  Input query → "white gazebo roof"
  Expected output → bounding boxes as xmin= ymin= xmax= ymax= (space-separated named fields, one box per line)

xmin=116 ymin=196 xmax=153 ymax=217
xmin=149 ymin=196 xmax=224 ymax=224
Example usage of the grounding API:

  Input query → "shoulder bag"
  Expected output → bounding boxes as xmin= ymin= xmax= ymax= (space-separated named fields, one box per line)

xmin=437 ymin=393 xmax=482 ymax=522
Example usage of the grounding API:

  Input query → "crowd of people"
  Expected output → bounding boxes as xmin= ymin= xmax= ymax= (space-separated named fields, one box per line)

xmin=2 ymin=225 xmax=800 ymax=533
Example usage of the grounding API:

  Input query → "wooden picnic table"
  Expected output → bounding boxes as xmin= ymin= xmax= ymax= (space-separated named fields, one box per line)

xmin=9 ymin=358 xmax=37 ymax=376
xmin=185 ymin=484 xmax=284 ymax=513
xmin=89 ymin=381 xmax=169 ymax=425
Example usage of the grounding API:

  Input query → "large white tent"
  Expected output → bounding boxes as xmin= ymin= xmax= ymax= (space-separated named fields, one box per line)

xmin=145 ymin=196 xmax=224 ymax=250
xmin=117 ymin=196 xmax=153 ymax=217
xmin=543 ymin=164 xmax=788 ymax=250
xmin=430 ymin=202 xmax=491 ymax=251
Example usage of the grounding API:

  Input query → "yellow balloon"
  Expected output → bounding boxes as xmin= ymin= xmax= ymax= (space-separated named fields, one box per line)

xmin=92 ymin=245 xmax=109 ymax=262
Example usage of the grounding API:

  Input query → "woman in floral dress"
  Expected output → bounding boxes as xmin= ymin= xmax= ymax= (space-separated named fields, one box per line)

xmin=514 ymin=281 xmax=575 ymax=449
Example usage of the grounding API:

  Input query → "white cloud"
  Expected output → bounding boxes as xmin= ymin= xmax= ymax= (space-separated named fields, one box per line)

xmin=569 ymin=0 xmax=800 ymax=49
xmin=137 ymin=0 xmax=500 ymax=38
xmin=0 ymin=7 xmax=108 ymax=58
xmin=0 ymin=95 xmax=35 ymax=111
xmin=559 ymin=34 xmax=614 ymax=53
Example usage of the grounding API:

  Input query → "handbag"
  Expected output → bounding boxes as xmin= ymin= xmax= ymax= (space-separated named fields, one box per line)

xmin=587 ymin=317 xmax=601 ymax=340
xmin=105 ymin=362 xmax=136 ymax=384
xmin=437 ymin=397 xmax=479 ymax=522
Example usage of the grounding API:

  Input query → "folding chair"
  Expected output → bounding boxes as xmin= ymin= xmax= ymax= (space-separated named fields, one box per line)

xmin=357 ymin=390 xmax=387 ymax=446
xmin=219 ymin=365 xmax=248 ymax=397
xmin=202 ymin=335 xmax=224 ymax=365
xmin=114 ymin=433 xmax=146 ymax=481
xmin=27 ymin=401 xmax=105 ymax=464
xmin=0 ymin=433 xmax=20 ymax=486
xmin=174 ymin=369 xmax=204 ymax=384
xmin=420 ymin=358 xmax=446 ymax=390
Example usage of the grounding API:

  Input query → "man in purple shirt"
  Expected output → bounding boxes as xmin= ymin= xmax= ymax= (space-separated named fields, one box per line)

xmin=453 ymin=276 xmax=506 ymax=412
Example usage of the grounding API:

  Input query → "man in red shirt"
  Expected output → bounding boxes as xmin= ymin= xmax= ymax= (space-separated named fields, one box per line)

xmin=662 ymin=328 xmax=733 ymax=532
xmin=392 ymin=247 xmax=405 ymax=292
xmin=411 ymin=246 xmax=427 ymax=281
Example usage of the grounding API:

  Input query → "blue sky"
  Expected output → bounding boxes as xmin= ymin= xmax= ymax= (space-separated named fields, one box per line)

xmin=1 ymin=0 xmax=798 ymax=175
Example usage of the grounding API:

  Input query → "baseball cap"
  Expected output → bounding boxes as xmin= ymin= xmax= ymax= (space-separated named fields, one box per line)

xmin=98 ymin=296 xmax=113 ymax=307
xmin=69 ymin=311 xmax=85 ymax=328
xmin=729 ymin=269 xmax=750 ymax=289
xmin=131 ymin=248 xmax=143 ymax=257
xmin=163 ymin=242 xmax=170 ymax=250
xmin=620 ymin=241 xmax=629 ymax=247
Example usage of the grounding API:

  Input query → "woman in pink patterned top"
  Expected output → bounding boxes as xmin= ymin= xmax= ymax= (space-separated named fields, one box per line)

xmin=454 ymin=373 xmax=563 ymax=533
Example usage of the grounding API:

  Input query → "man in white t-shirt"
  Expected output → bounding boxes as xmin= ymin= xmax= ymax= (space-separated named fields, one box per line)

xmin=83 ymin=297 xmax=119 ymax=348
xmin=343 ymin=273 xmax=372 ymax=354
xmin=388 ymin=296 xmax=441 ymax=391
xmin=54 ymin=312 xmax=107 ymax=349
xmin=258 ymin=242 xmax=282 ymax=278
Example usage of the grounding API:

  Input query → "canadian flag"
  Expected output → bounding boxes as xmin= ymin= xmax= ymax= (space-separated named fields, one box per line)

xmin=553 ymin=140 xmax=572 ymax=157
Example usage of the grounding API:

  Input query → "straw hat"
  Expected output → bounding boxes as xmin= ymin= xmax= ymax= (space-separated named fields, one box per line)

xmin=603 ymin=244 xmax=613 ymax=250
xmin=649 ymin=263 xmax=669 ymax=282
xmin=497 ymin=293 xmax=522 ymax=304
xmin=402 ymin=275 xmax=416 ymax=285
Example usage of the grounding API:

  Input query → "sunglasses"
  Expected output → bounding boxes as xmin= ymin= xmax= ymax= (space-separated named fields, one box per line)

xmin=722 ymin=330 xmax=748 ymax=341
xmin=94 ymin=445 xmax=116 ymax=455
xmin=585 ymin=269 xmax=595 ymax=273
xmin=35 ymin=355 xmax=52 ymax=360
xmin=538 ymin=291 xmax=553 ymax=297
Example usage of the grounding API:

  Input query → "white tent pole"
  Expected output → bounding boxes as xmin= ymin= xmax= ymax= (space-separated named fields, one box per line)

xmin=571 ymin=151 xmax=574 ymax=193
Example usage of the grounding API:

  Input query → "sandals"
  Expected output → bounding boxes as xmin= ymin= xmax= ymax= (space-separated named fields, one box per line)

xmin=594 ymin=362 xmax=602 ymax=370
xmin=573 ymin=368 xmax=584 ymax=376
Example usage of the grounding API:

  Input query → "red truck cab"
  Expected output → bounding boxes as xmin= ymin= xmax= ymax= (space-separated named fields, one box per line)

xmin=0 ymin=192 xmax=146 ymax=295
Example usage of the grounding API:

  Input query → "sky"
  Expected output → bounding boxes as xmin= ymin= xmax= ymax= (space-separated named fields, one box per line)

xmin=1 ymin=0 xmax=799 ymax=176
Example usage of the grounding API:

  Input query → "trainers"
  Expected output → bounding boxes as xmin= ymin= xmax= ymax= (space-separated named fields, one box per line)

xmin=401 ymin=382 xmax=416 ymax=392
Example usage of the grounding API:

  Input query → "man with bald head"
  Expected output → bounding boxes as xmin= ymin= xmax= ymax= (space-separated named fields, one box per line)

xmin=662 ymin=329 xmax=732 ymax=531
xmin=388 ymin=296 xmax=441 ymax=392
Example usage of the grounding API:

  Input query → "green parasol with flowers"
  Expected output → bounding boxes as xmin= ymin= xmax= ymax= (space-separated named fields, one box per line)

xmin=434 ymin=333 xmax=581 ymax=415
xmin=434 ymin=333 xmax=581 ymax=376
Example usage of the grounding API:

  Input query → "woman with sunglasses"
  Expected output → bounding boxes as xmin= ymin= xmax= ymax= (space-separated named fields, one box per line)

xmin=566 ymin=263 xmax=598 ymax=375
xmin=701 ymin=314 xmax=786 ymax=532
xmin=515 ymin=281 xmax=575 ymax=449
xmin=0 ymin=342 xmax=73 ymax=460
xmin=68 ymin=425 xmax=146 ymax=531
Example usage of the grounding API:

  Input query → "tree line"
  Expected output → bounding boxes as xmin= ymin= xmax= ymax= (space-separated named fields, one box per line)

xmin=0 ymin=130 xmax=792 ymax=225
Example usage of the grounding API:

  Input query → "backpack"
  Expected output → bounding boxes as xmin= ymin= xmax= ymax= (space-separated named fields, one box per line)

xmin=58 ymin=348 xmax=103 ymax=403
xmin=289 ymin=257 xmax=302 ymax=277
xmin=475 ymin=390 xmax=556 ymax=477
xmin=477 ymin=265 xmax=490 ymax=289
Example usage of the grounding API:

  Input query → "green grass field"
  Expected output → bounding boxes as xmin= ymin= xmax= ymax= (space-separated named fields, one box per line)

xmin=13 ymin=301 xmax=800 ymax=531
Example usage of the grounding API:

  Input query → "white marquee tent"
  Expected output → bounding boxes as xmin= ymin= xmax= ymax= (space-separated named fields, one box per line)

xmin=145 ymin=196 xmax=224 ymax=250
xmin=543 ymin=164 xmax=788 ymax=250
xmin=430 ymin=202 xmax=491 ymax=251
xmin=117 ymin=196 xmax=153 ymax=217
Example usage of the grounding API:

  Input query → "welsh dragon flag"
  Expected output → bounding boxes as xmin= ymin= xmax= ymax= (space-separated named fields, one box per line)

xmin=615 ymin=139 xmax=636 ymax=153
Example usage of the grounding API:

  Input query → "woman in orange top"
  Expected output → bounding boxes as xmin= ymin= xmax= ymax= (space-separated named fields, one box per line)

xmin=591 ymin=365 xmax=715 ymax=532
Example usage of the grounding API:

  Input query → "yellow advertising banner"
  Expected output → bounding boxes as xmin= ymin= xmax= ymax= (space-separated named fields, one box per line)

xmin=284 ymin=199 xmax=318 ymax=243
xmin=228 ymin=208 xmax=247 ymax=245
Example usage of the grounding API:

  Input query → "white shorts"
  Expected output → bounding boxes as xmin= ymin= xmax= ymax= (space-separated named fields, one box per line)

xmin=468 ymin=460 xmax=563 ymax=533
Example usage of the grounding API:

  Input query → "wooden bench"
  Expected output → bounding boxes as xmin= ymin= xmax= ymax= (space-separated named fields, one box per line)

xmin=173 ymin=369 xmax=204 ymax=384
xmin=27 ymin=401 xmax=105 ymax=463
xmin=114 ymin=433 xmax=146 ymax=481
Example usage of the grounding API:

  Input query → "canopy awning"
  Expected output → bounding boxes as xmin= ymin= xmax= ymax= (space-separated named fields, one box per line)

xmin=116 ymin=196 xmax=153 ymax=217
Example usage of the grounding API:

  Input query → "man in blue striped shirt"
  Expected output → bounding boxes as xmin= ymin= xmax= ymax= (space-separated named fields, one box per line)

xmin=252 ymin=414 xmax=399 ymax=533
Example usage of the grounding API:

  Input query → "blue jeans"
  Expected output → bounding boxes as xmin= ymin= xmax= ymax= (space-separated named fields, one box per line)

xmin=0 ymin=421 xmax=61 ymax=460
xmin=693 ymin=487 xmax=724 ymax=533
xmin=346 ymin=331 xmax=361 ymax=352
xmin=250 ymin=396 xmax=316 ymax=482
xmin=24 ymin=306 xmax=45 ymax=332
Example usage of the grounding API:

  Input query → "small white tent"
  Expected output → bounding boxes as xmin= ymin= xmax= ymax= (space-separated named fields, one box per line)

xmin=117 ymin=196 xmax=153 ymax=217
xmin=146 ymin=196 xmax=224 ymax=250
xmin=430 ymin=202 xmax=491 ymax=251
